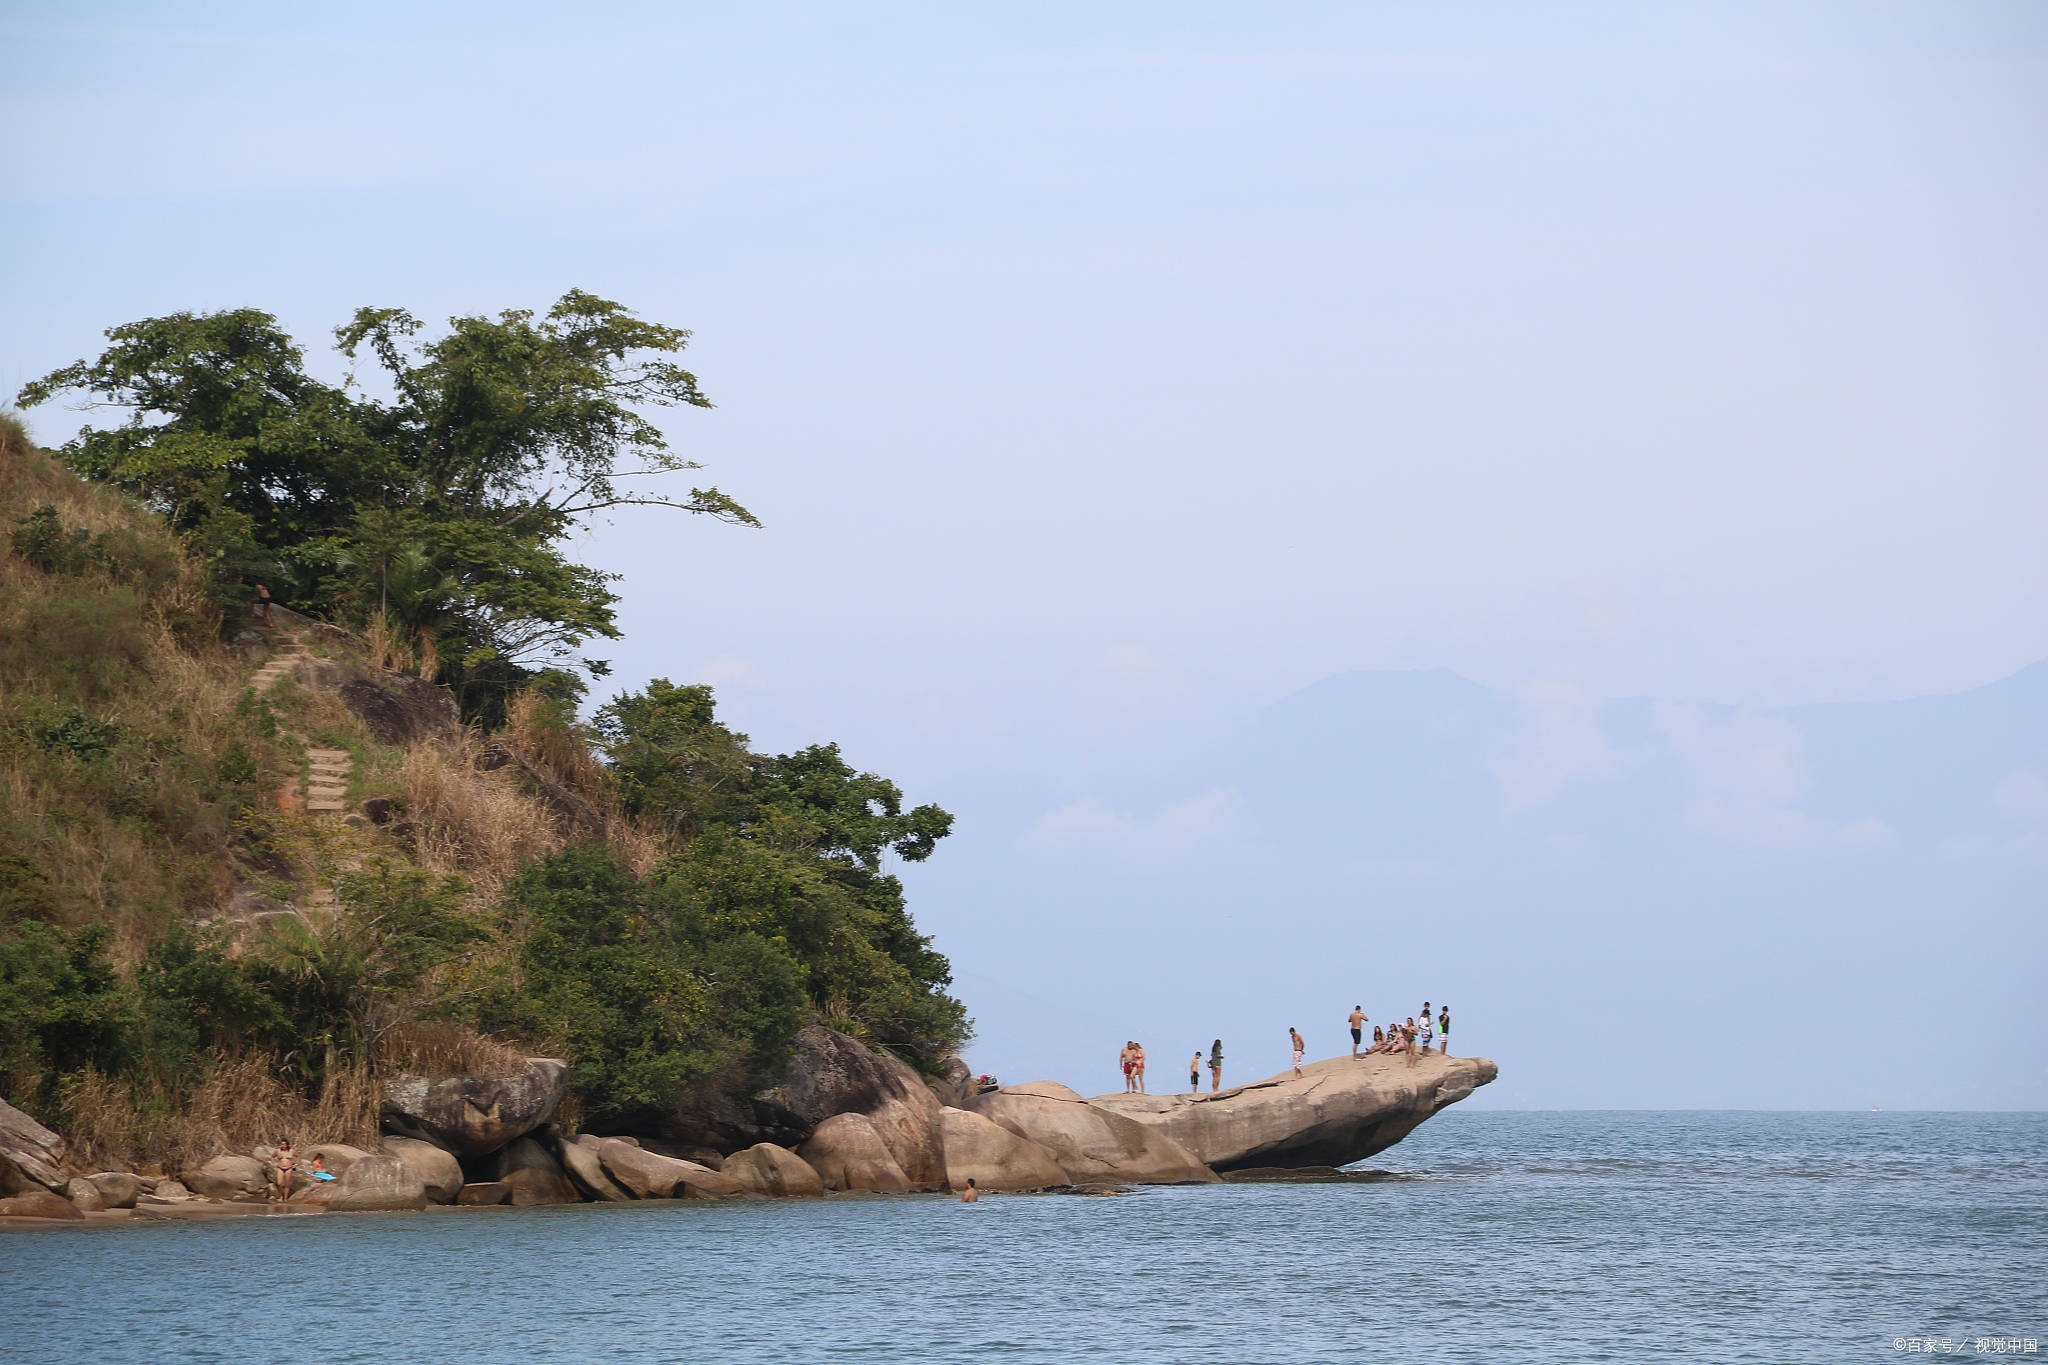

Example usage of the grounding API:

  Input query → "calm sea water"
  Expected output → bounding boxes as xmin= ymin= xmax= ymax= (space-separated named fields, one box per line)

xmin=2 ymin=1111 xmax=2042 ymax=1364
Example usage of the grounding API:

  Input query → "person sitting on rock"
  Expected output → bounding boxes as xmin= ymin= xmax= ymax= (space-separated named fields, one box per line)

xmin=307 ymin=1155 xmax=337 ymax=1183
xmin=1365 ymin=1024 xmax=1389 ymax=1054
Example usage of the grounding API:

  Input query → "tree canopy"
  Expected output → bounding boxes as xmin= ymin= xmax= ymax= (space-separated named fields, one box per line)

xmin=17 ymin=292 xmax=755 ymax=712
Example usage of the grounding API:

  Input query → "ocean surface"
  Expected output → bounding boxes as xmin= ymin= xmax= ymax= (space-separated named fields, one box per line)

xmin=2 ymin=1111 xmax=2042 ymax=1364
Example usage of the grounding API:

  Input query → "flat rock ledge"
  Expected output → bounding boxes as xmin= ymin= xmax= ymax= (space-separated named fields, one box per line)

xmin=1090 ymin=1053 xmax=1497 ymax=1170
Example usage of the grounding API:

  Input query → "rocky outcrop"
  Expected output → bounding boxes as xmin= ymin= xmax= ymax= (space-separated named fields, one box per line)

xmin=798 ymin=1113 xmax=912 ymax=1193
xmin=1089 ymin=1053 xmax=1497 ymax=1170
xmin=557 ymin=1135 xmax=633 ymax=1201
xmin=1001 ymin=1081 xmax=1084 ymax=1102
xmin=0 ymin=1099 xmax=70 ymax=1193
xmin=759 ymin=1026 xmax=946 ymax=1190
xmin=938 ymin=1107 xmax=1069 ymax=1191
xmin=594 ymin=1139 xmax=744 ymax=1199
xmin=298 ymin=658 xmax=458 ymax=747
xmin=722 ymin=1143 xmax=824 ymax=1198
xmin=0 ymin=1189 xmax=83 ymax=1220
xmin=927 ymin=1058 xmax=974 ymax=1110
xmin=492 ymin=1137 xmax=578 ymax=1206
xmin=325 ymin=1155 xmax=428 ymax=1212
xmin=64 ymin=1177 xmax=106 ymax=1212
xmin=186 ymin=1154 xmax=270 ymax=1201
xmin=379 ymin=1137 xmax=463 ymax=1204
xmin=379 ymin=1058 xmax=569 ymax=1157
xmin=965 ymin=1089 xmax=1216 ymax=1185
xmin=456 ymin=1182 xmax=512 ymax=1206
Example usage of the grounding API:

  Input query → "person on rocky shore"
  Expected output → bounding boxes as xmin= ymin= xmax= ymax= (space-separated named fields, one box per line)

xmin=270 ymin=1137 xmax=295 ymax=1201
xmin=1120 ymin=1042 xmax=1135 ymax=1093
xmin=1132 ymin=1042 xmax=1147 ymax=1094
xmin=1189 ymin=1051 xmax=1202 ymax=1095
xmin=1289 ymin=1027 xmax=1305 ymax=1077
xmin=1208 ymin=1039 xmax=1224 ymax=1091
xmin=1418 ymin=1002 xmax=1435 ymax=1054
xmin=1402 ymin=1018 xmax=1419 ymax=1067
xmin=1438 ymin=1005 xmax=1451 ymax=1057
xmin=1348 ymin=1005 xmax=1367 ymax=1058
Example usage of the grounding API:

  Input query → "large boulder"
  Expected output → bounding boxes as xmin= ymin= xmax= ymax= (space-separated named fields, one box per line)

xmin=379 ymin=1137 xmax=462 ymax=1204
xmin=299 ymin=658 xmax=458 ymax=747
xmin=325 ymin=1154 xmax=428 ymax=1212
xmin=86 ymin=1172 xmax=144 ymax=1209
xmin=0 ymin=1098 xmax=70 ymax=1193
xmin=927 ymin=1058 xmax=974 ymax=1109
xmin=798 ymin=1113 xmax=912 ymax=1194
xmin=593 ymin=1139 xmax=743 ymax=1200
xmin=492 ymin=1137 xmax=579 ymax=1205
xmin=722 ymin=1143 xmax=824 ymax=1198
xmin=456 ymin=1182 xmax=513 ymax=1206
xmin=938 ymin=1107 xmax=1069 ymax=1191
xmin=185 ymin=1154 xmax=271 ymax=1201
xmin=379 ymin=1057 xmax=569 ymax=1157
xmin=758 ymin=1026 xmax=946 ymax=1190
xmin=0 ymin=1190 xmax=83 ymax=1220
xmin=964 ymin=1090 xmax=1216 ymax=1185
xmin=64 ymin=1176 xmax=107 ymax=1212
xmin=1001 ymin=1080 xmax=1084 ymax=1101
xmin=1089 ymin=1053 xmax=1498 ymax=1170
xmin=557 ymin=1136 xmax=632 ymax=1201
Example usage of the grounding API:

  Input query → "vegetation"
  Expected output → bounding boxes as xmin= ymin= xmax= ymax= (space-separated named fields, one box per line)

xmin=0 ymin=304 xmax=969 ymax=1169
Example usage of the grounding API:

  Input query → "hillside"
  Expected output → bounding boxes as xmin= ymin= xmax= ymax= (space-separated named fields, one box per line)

xmin=0 ymin=409 xmax=968 ymax=1170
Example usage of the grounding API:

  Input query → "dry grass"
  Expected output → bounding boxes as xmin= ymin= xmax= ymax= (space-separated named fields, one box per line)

xmin=59 ymin=1053 xmax=381 ymax=1174
xmin=372 ymin=1019 xmax=530 ymax=1077
xmin=402 ymin=730 xmax=563 ymax=895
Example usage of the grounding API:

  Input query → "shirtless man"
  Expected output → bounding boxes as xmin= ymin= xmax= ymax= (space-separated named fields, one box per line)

xmin=1119 ymin=1042 xmax=1135 ymax=1093
xmin=1348 ymin=1005 xmax=1368 ymax=1058
xmin=1189 ymin=1051 xmax=1202 ymax=1095
xmin=1289 ymin=1027 xmax=1305 ymax=1077
xmin=960 ymin=1178 xmax=980 ymax=1203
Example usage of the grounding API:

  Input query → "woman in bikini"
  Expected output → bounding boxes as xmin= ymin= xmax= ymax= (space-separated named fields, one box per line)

xmin=272 ymin=1137 xmax=296 ymax=1201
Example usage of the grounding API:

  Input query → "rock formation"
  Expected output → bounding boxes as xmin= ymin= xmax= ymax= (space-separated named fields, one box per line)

xmin=379 ymin=1057 xmax=569 ymax=1157
xmin=965 ymin=1086 xmax=1217 ymax=1184
xmin=758 ymin=1026 xmax=947 ymax=1190
xmin=798 ymin=1113 xmax=912 ymax=1193
xmin=1089 ymin=1053 xmax=1496 ymax=1170
xmin=492 ymin=1137 xmax=579 ymax=1205
xmin=723 ymin=1143 xmax=825 ymax=1198
xmin=557 ymin=1135 xmax=633 ymax=1201
xmin=379 ymin=1137 xmax=463 ymax=1204
xmin=926 ymin=1058 xmax=974 ymax=1109
xmin=593 ymin=1138 xmax=744 ymax=1199
xmin=0 ymin=1189 xmax=84 ymax=1220
xmin=0 ymin=1098 xmax=70 ymax=1193
xmin=938 ymin=1107 xmax=1069 ymax=1191
xmin=186 ymin=1154 xmax=270 ymax=1201
xmin=325 ymin=1155 xmax=428 ymax=1212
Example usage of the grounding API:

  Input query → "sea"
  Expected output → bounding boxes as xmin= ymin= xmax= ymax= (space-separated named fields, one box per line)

xmin=1 ymin=1111 xmax=2041 ymax=1364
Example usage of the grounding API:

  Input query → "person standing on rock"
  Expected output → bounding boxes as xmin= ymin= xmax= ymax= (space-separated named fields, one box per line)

xmin=1289 ymin=1027 xmax=1305 ymax=1076
xmin=1189 ymin=1051 xmax=1202 ymax=1095
xmin=1418 ymin=1003 xmax=1435 ymax=1054
xmin=1120 ymin=1042 xmax=1135 ymax=1093
xmin=1208 ymin=1039 xmax=1225 ymax=1092
xmin=1403 ymin=1018 xmax=1419 ymax=1067
xmin=1133 ymin=1042 xmax=1148 ymax=1094
xmin=1438 ymin=1005 xmax=1451 ymax=1057
xmin=1348 ymin=1005 xmax=1368 ymax=1058
xmin=271 ymin=1137 xmax=296 ymax=1201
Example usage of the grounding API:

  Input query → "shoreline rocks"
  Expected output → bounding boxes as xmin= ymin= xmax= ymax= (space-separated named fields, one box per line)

xmin=759 ymin=1026 xmax=947 ymax=1191
xmin=965 ymin=1086 xmax=1217 ymax=1185
xmin=799 ymin=1113 xmax=912 ymax=1193
xmin=938 ymin=1107 xmax=1069 ymax=1192
xmin=0 ymin=1099 xmax=71 ymax=1194
xmin=1089 ymin=1053 xmax=1497 ymax=1170
xmin=380 ymin=1058 xmax=570 ymax=1157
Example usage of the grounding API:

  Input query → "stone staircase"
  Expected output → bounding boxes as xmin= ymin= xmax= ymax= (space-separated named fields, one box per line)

xmin=248 ymin=639 xmax=310 ymax=694
xmin=249 ymin=636 xmax=356 ymax=819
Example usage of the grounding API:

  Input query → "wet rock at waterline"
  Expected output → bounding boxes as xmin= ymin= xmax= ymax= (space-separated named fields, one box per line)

xmin=798 ymin=1113 xmax=913 ymax=1193
xmin=722 ymin=1143 xmax=825 ymax=1198
xmin=964 ymin=1089 xmax=1216 ymax=1185
xmin=379 ymin=1137 xmax=463 ymax=1204
xmin=759 ymin=1026 xmax=946 ymax=1190
xmin=492 ymin=1137 xmax=579 ymax=1206
xmin=324 ymin=1155 xmax=428 ymax=1212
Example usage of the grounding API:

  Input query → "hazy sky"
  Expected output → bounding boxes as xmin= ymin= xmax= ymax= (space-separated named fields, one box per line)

xmin=5 ymin=3 xmax=2042 ymax=1105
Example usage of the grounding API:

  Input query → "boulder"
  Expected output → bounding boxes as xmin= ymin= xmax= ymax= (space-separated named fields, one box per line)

xmin=456 ymin=1182 xmax=513 ymax=1206
xmin=0 ymin=1190 xmax=83 ymax=1221
xmin=927 ymin=1058 xmax=974 ymax=1109
xmin=1089 ymin=1053 xmax=1498 ymax=1171
xmin=491 ymin=1137 xmax=579 ymax=1206
xmin=298 ymin=657 xmax=458 ymax=747
xmin=0 ymin=1098 xmax=70 ymax=1193
xmin=663 ymin=1090 xmax=813 ymax=1155
xmin=289 ymin=1179 xmax=340 ymax=1207
xmin=64 ymin=1176 xmax=107 ymax=1212
xmin=325 ymin=1154 xmax=428 ymax=1212
xmin=758 ymin=1026 xmax=946 ymax=1190
xmin=999 ymin=1080 xmax=1084 ymax=1102
xmin=594 ymin=1139 xmax=744 ymax=1200
xmin=557 ymin=1136 xmax=632 ymax=1201
xmin=965 ymin=1090 xmax=1216 ymax=1185
xmin=379 ymin=1137 xmax=463 ymax=1204
xmin=140 ymin=1178 xmax=193 ymax=1203
xmin=638 ymin=1137 xmax=725 ymax=1169
xmin=722 ymin=1143 xmax=825 ymax=1198
xmin=379 ymin=1057 xmax=569 ymax=1157
xmin=797 ymin=1113 xmax=912 ymax=1194
xmin=87 ymin=1172 xmax=144 ymax=1209
xmin=938 ymin=1107 xmax=1069 ymax=1191
xmin=186 ymin=1154 xmax=271 ymax=1201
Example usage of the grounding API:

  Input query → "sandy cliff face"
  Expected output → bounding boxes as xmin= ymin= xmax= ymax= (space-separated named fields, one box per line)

xmin=1089 ymin=1053 xmax=1497 ymax=1170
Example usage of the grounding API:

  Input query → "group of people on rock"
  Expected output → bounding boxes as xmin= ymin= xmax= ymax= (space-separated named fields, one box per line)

xmin=1346 ymin=1001 xmax=1451 ymax=1068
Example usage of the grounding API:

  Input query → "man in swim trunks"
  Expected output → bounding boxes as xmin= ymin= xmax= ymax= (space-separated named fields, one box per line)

xmin=1348 ymin=1005 xmax=1367 ymax=1058
xmin=1120 ymin=1042 xmax=1134 ymax=1093
xmin=1289 ymin=1027 xmax=1305 ymax=1076
xmin=1438 ymin=1005 xmax=1450 ymax=1057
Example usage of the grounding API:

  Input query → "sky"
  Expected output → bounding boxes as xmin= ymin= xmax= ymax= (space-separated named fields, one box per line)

xmin=5 ymin=2 xmax=2043 ymax=1108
